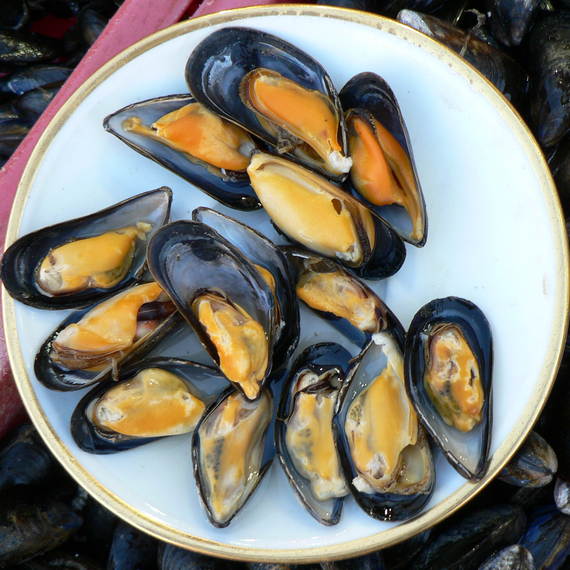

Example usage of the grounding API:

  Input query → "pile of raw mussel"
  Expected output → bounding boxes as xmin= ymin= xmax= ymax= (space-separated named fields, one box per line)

xmin=1 ymin=25 xmax=495 ymax=530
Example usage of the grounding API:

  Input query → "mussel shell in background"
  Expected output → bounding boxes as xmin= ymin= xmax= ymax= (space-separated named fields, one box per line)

xmin=485 ymin=0 xmax=541 ymax=47
xmin=275 ymin=342 xmax=353 ymax=526
xmin=192 ymin=207 xmax=300 ymax=369
xmin=404 ymin=296 xmax=493 ymax=480
xmin=0 ymin=187 xmax=173 ymax=310
xmin=479 ymin=544 xmax=535 ymax=570
xmin=12 ymin=80 xmax=63 ymax=122
xmin=0 ymin=29 xmax=64 ymax=71
xmin=158 ymin=542 xmax=247 ymax=570
xmin=334 ymin=331 xmax=436 ymax=521
xmin=107 ymin=520 xmax=159 ymax=570
xmin=0 ymin=64 xmax=72 ymax=98
xmin=185 ymin=26 xmax=350 ymax=182
xmin=0 ymin=117 xmax=31 ymax=157
xmin=70 ymin=357 xmax=230 ymax=453
xmin=146 ymin=220 xmax=277 ymax=399
xmin=34 ymin=295 xmax=185 ymax=391
xmin=192 ymin=385 xmax=275 ymax=528
xmin=104 ymin=95 xmax=262 ymax=211
xmin=525 ymin=10 xmax=570 ymax=148
xmin=339 ymin=71 xmax=428 ymax=247
xmin=283 ymin=246 xmax=404 ymax=349
xmin=396 ymin=10 xmax=529 ymax=113
xmin=0 ymin=0 xmax=30 ymax=30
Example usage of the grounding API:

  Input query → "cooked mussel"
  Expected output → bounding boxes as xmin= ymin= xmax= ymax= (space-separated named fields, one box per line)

xmin=70 ymin=357 xmax=230 ymax=454
xmin=275 ymin=343 xmax=352 ymax=525
xmin=146 ymin=220 xmax=277 ymax=400
xmin=192 ymin=207 xmax=300 ymax=371
xmin=247 ymin=152 xmax=406 ymax=280
xmin=339 ymin=72 xmax=427 ymax=247
xmin=405 ymin=296 xmax=493 ymax=480
xmin=284 ymin=246 xmax=405 ymax=347
xmin=334 ymin=332 xmax=435 ymax=521
xmin=35 ymin=281 xmax=183 ymax=391
xmin=1 ymin=187 xmax=172 ymax=310
xmin=104 ymin=95 xmax=262 ymax=211
xmin=192 ymin=386 xmax=274 ymax=527
xmin=185 ymin=26 xmax=351 ymax=182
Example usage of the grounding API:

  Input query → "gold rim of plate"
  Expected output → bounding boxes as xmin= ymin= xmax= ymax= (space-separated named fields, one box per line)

xmin=3 ymin=4 xmax=569 ymax=564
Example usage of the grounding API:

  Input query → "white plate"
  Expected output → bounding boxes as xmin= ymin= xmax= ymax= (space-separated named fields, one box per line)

xmin=3 ymin=5 xmax=568 ymax=564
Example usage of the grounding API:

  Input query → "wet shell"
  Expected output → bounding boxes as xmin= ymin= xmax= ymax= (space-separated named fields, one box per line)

xmin=104 ymin=95 xmax=262 ymax=211
xmin=185 ymin=26 xmax=351 ymax=182
xmin=275 ymin=343 xmax=353 ymax=525
xmin=70 ymin=357 xmax=230 ymax=454
xmin=405 ymin=296 xmax=493 ymax=480
xmin=0 ymin=187 xmax=172 ymax=310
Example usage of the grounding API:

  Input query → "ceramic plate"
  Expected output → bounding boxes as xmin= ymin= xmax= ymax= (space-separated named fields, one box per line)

xmin=3 ymin=5 xmax=568 ymax=564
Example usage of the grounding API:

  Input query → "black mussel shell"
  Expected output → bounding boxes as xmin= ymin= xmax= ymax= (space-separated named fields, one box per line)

xmin=192 ymin=385 xmax=275 ymax=527
xmin=34 ymin=283 xmax=184 ymax=391
xmin=70 ymin=357 xmax=230 ymax=454
xmin=525 ymin=11 xmax=570 ymax=148
xmin=103 ymin=95 xmax=262 ymax=211
xmin=334 ymin=331 xmax=435 ymax=521
xmin=185 ymin=26 xmax=350 ymax=182
xmin=405 ymin=296 xmax=493 ymax=480
xmin=247 ymin=151 xmax=406 ymax=281
xmin=192 ymin=207 xmax=300 ymax=370
xmin=1 ymin=187 xmax=172 ymax=310
xmin=339 ymin=72 xmax=428 ymax=247
xmin=275 ymin=343 xmax=353 ymax=525
xmin=397 ymin=10 xmax=529 ymax=113
xmin=485 ymin=0 xmax=541 ymax=47
xmin=146 ymin=220 xmax=277 ymax=401
xmin=283 ymin=246 xmax=405 ymax=349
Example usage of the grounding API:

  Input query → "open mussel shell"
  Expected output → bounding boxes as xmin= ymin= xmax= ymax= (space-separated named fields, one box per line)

xmin=192 ymin=207 xmax=300 ymax=370
xmin=103 ymin=95 xmax=262 ymax=211
xmin=333 ymin=331 xmax=435 ymax=521
xmin=146 ymin=220 xmax=277 ymax=401
xmin=192 ymin=385 xmax=274 ymax=528
xmin=1 ymin=187 xmax=172 ymax=310
xmin=70 ymin=357 xmax=231 ymax=454
xmin=275 ymin=343 xmax=353 ymax=525
xmin=404 ymin=296 xmax=493 ymax=480
xmin=339 ymin=72 xmax=427 ymax=247
xmin=185 ymin=26 xmax=351 ymax=182
xmin=283 ymin=246 xmax=405 ymax=348
xmin=34 ymin=282 xmax=184 ymax=391
xmin=248 ymin=152 xmax=406 ymax=280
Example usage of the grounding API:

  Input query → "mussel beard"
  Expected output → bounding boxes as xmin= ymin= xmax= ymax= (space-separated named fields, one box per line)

xmin=285 ymin=371 xmax=349 ymax=501
xmin=247 ymin=152 xmax=375 ymax=268
xmin=51 ymin=282 xmax=174 ymax=370
xmin=37 ymin=223 xmax=151 ymax=296
xmin=424 ymin=323 xmax=484 ymax=432
xmin=240 ymin=68 xmax=352 ymax=177
xmin=197 ymin=389 xmax=273 ymax=527
xmin=193 ymin=291 xmax=269 ymax=401
xmin=122 ymin=102 xmax=256 ymax=174
xmin=90 ymin=368 xmax=206 ymax=438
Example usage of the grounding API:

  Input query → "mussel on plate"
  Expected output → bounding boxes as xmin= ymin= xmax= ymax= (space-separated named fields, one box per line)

xmin=405 ymin=296 xmax=493 ymax=480
xmin=1 ymin=187 xmax=172 ymax=310
xmin=104 ymin=95 xmax=262 ymax=211
xmin=185 ymin=26 xmax=352 ymax=182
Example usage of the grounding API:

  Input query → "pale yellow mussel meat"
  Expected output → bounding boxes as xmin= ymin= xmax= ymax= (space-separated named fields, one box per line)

xmin=345 ymin=335 xmax=429 ymax=495
xmin=193 ymin=292 xmax=268 ymax=401
xmin=37 ymin=223 xmax=151 ymax=296
xmin=296 ymin=269 xmax=380 ymax=333
xmin=92 ymin=368 xmax=206 ymax=437
xmin=285 ymin=371 xmax=348 ymax=501
xmin=247 ymin=152 xmax=375 ymax=267
xmin=122 ymin=102 xmax=256 ymax=173
xmin=199 ymin=390 xmax=272 ymax=526
xmin=52 ymin=282 xmax=169 ymax=370
xmin=347 ymin=113 xmax=423 ymax=243
xmin=424 ymin=323 xmax=484 ymax=432
xmin=241 ymin=68 xmax=352 ymax=177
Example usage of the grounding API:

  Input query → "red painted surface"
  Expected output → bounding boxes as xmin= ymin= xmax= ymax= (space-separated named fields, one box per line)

xmin=0 ymin=0 xmax=305 ymax=440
